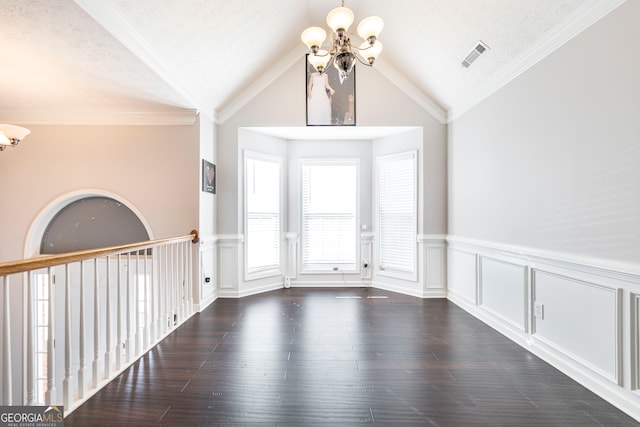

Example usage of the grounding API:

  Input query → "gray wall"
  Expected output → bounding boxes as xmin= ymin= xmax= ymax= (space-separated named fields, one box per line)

xmin=449 ymin=0 xmax=640 ymax=264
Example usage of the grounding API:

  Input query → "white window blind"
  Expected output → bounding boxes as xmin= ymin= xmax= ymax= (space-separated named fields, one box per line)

xmin=376 ymin=151 xmax=417 ymax=275
xmin=302 ymin=161 xmax=357 ymax=271
xmin=246 ymin=154 xmax=281 ymax=276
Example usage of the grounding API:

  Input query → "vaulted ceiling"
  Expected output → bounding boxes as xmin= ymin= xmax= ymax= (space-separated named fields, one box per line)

xmin=0 ymin=0 xmax=625 ymax=125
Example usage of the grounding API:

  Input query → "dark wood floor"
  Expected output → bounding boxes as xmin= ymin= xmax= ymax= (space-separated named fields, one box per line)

xmin=65 ymin=287 xmax=638 ymax=426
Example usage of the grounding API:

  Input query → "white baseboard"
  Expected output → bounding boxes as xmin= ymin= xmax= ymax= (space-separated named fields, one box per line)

xmin=218 ymin=282 xmax=284 ymax=298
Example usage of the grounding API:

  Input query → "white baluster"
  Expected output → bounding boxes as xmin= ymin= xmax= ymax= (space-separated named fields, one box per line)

xmin=2 ymin=276 xmax=12 ymax=405
xmin=125 ymin=252 xmax=131 ymax=363
xmin=143 ymin=249 xmax=148 ymax=349
xmin=45 ymin=267 xmax=56 ymax=405
xmin=176 ymin=243 xmax=180 ymax=324
xmin=92 ymin=259 xmax=100 ymax=388
xmin=157 ymin=245 xmax=164 ymax=337
xmin=115 ymin=254 xmax=122 ymax=370
xmin=104 ymin=256 xmax=111 ymax=378
xmin=62 ymin=264 xmax=73 ymax=408
xmin=26 ymin=272 xmax=35 ymax=405
xmin=188 ymin=240 xmax=193 ymax=315
xmin=78 ymin=261 xmax=86 ymax=398
xmin=166 ymin=245 xmax=172 ymax=330
xmin=165 ymin=244 xmax=170 ymax=332
xmin=150 ymin=247 xmax=156 ymax=344
xmin=171 ymin=244 xmax=175 ymax=327
xmin=177 ymin=242 xmax=183 ymax=323
xmin=180 ymin=242 xmax=184 ymax=320
xmin=182 ymin=241 xmax=188 ymax=319
xmin=134 ymin=251 xmax=140 ymax=356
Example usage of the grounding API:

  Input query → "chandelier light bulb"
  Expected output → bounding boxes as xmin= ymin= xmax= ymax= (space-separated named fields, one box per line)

xmin=0 ymin=124 xmax=31 ymax=151
xmin=308 ymin=50 xmax=331 ymax=73
xmin=301 ymin=26 xmax=327 ymax=53
xmin=326 ymin=6 xmax=355 ymax=33
xmin=359 ymin=40 xmax=383 ymax=65
xmin=357 ymin=16 xmax=384 ymax=44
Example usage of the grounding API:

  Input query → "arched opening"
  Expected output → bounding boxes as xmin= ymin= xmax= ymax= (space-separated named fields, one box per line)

xmin=40 ymin=196 xmax=149 ymax=254
xmin=24 ymin=189 xmax=153 ymax=259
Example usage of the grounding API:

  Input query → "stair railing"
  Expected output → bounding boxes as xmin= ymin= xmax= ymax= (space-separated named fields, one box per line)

xmin=0 ymin=230 xmax=199 ymax=414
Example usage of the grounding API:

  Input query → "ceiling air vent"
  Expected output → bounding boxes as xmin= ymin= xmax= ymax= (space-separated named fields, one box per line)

xmin=462 ymin=41 xmax=489 ymax=68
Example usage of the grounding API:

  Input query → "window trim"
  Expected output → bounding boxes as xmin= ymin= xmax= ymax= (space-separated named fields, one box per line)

xmin=375 ymin=150 xmax=418 ymax=281
xmin=243 ymin=150 xmax=284 ymax=281
xmin=299 ymin=158 xmax=360 ymax=274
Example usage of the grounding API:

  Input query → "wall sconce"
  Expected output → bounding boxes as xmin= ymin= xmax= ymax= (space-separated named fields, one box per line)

xmin=0 ymin=124 xmax=31 ymax=151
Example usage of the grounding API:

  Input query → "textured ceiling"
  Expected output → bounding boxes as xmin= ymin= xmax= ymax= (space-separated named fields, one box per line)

xmin=0 ymin=0 xmax=625 ymax=125
xmin=0 ymin=0 xmax=194 ymax=124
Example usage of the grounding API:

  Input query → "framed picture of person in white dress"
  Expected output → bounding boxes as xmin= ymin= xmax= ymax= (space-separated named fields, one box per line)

xmin=306 ymin=54 xmax=356 ymax=126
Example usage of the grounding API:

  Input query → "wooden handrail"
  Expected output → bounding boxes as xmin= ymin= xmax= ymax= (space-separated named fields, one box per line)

xmin=0 ymin=229 xmax=199 ymax=276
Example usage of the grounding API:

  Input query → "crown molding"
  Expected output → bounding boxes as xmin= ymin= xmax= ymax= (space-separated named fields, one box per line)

xmin=374 ymin=58 xmax=448 ymax=125
xmin=73 ymin=0 xmax=212 ymax=122
xmin=447 ymin=0 xmax=627 ymax=122
xmin=0 ymin=109 xmax=198 ymax=126
xmin=215 ymin=45 xmax=309 ymax=125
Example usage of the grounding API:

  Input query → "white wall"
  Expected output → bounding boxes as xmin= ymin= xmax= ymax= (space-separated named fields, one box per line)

xmin=448 ymin=1 xmax=640 ymax=419
xmin=449 ymin=1 xmax=640 ymax=264
xmin=198 ymin=116 xmax=218 ymax=309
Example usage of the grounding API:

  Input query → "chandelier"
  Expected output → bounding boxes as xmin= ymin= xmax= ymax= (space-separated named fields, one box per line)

xmin=301 ymin=1 xmax=383 ymax=80
xmin=0 ymin=124 xmax=31 ymax=151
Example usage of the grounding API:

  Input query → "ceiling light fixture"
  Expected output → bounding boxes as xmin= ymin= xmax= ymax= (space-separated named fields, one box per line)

xmin=0 ymin=124 xmax=31 ymax=151
xmin=301 ymin=1 xmax=383 ymax=80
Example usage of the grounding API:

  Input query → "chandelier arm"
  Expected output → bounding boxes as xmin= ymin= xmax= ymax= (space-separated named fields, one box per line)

xmin=353 ymin=54 xmax=374 ymax=67
xmin=314 ymin=48 xmax=334 ymax=58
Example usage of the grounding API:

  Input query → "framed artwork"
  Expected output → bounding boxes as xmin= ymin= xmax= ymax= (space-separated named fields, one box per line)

xmin=305 ymin=54 xmax=356 ymax=126
xmin=202 ymin=159 xmax=216 ymax=194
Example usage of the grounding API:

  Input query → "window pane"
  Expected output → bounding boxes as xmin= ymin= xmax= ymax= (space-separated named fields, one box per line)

xmin=302 ymin=162 xmax=357 ymax=269
xmin=246 ymin=155 xmax=281 ymax=274
xmin=377 ymin=152 xmax=417 ymax=274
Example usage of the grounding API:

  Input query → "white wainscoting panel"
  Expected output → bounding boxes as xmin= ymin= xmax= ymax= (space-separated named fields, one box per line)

xmin=420 ymin=235 xmax=447 ymax=297
xmin=361 ymin=232 xmax=374 ymax=280
xmin=284 ymin=233 xmax=298 ymax=287
xmin=447 ymin=247 xmax=477 ymax=305
xmin=217 ymin=235 xmax=242 ymax=291
xmin=633 ymin=293 xmax=640 ymax=392
xmin=480 ymin=256 xmax=527 ymax=331
xmin=446 ymin=236 xmax=640 ymax=421
xmin=196 ymin=236 xmax=217 ymax=311
xmin=533 ymin=270 xmax=621 ymax=384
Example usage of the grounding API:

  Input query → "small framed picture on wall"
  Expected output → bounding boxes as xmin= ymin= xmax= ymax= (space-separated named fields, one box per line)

xmin=202 ymin=159 xmax=216 ymax=194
